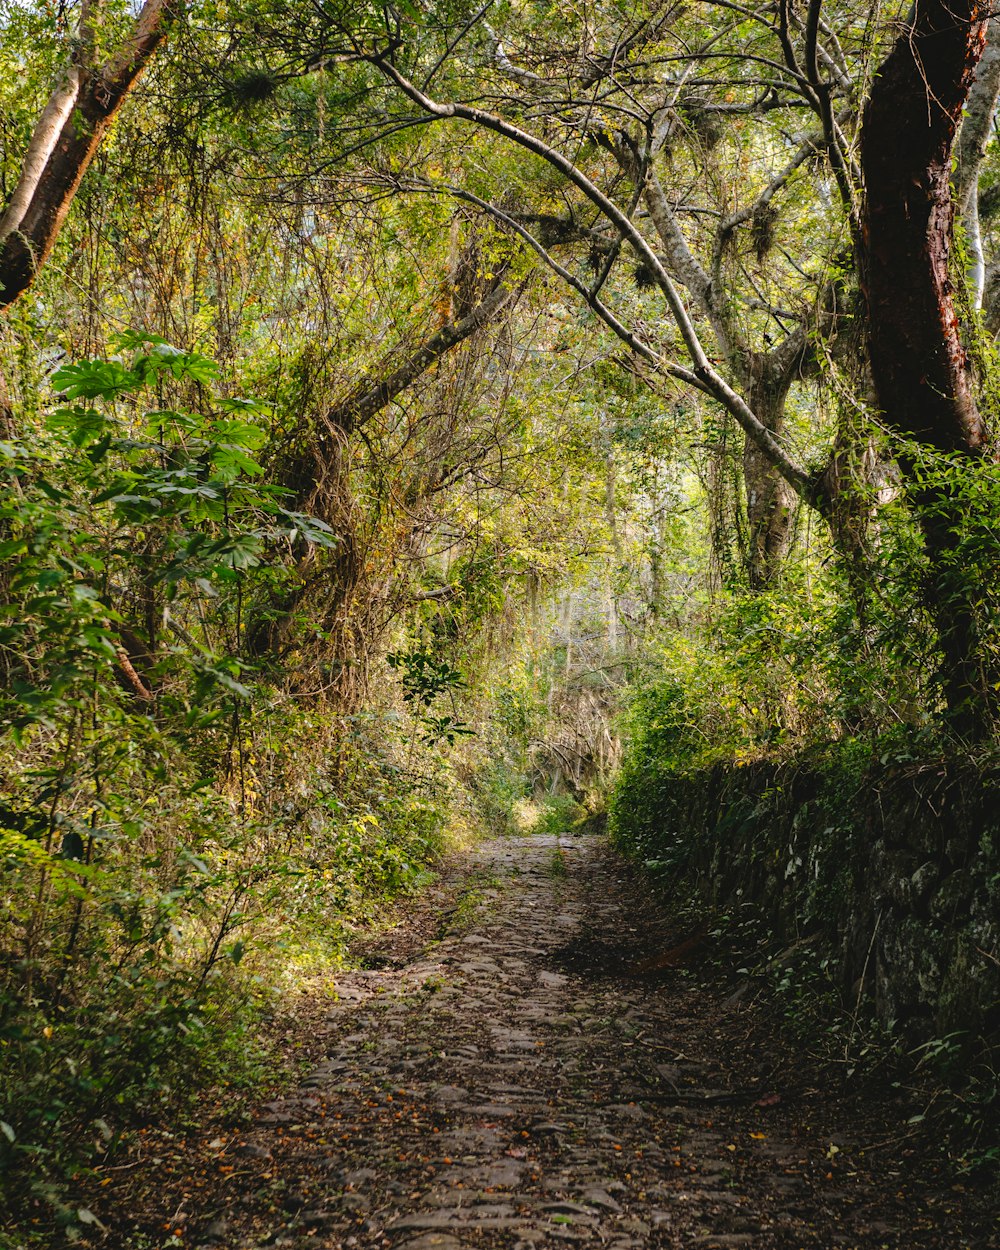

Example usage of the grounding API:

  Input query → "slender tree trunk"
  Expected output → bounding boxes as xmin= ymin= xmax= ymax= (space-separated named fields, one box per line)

xmin=644 ymin=170 xmax=805 ymax=587
xmin=955 ymin=17 xmax=1000 ymax=307
xmin=0 ymin=0 xmax=174 ymax=308
xmin=743 ymin=355 xmax=799 ymax=589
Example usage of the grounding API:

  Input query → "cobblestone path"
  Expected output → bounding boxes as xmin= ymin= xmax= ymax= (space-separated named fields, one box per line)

xmin=143 ymin=835 xmax=992 ymax=1249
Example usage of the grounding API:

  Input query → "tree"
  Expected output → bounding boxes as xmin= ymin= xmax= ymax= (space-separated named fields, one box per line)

xmin=860 ymin=0 xmax=996 ymax=726
xmin=286 ymin=0 xmax=995 ymax=721
xmin=353 ymin=2 xmax=839 ymax=589
xmin=250 ymin=240 xmax=528 ymax=672
xmin=0 ymin=0 xmax=176 ymax=309
xmin=178 ymin=0 xmax=851 ymax=589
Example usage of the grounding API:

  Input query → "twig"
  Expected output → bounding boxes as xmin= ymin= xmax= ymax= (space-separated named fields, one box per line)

xmin=976 ymin=944 xmax=1000 ymax=970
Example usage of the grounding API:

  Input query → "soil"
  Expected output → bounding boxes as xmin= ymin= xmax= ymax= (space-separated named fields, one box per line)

xmin=83 ymin=833 xmax=997 ymax=1249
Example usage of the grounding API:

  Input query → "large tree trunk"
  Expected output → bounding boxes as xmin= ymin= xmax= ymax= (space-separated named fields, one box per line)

xmin=860 ymin=0 xmax=993 ymax=729
xmin=860 ymin=0 xmax=989 ymax=455
xmin=246 ymin=271 xmax=521 ymax=670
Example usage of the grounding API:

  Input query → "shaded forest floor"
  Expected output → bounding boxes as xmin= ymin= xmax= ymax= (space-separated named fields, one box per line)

xmin=78 ymin=834 xmax=996 ymax=1249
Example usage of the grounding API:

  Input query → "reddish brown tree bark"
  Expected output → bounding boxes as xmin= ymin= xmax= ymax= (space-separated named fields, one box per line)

xmin=860 ymin=0 xmax=994 ymax=728
xmin=860 ymin=0 xmax=990 ymax=455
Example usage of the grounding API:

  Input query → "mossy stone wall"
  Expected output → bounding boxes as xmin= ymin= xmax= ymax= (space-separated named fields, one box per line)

xmin=611 ymin=749 xmax=1000 ymax=1044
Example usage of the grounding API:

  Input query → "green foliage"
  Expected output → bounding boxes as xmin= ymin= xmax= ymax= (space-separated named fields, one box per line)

xmin=0 ymin=342 xmax=451 ymax=1220
xmin=0 ymin=335 xmax=336 ymax=732
xmin=611 ymin=446 xmax=1000 ymax=861
xmin=8 ymin=0 xmax=1000 ymax=1203
xmin=0 ymin=693 xmax=452 ymax=1215
xmin=532 ymin=794 xmax=585 ymax=836
xmin=468 ymin=752 xmax=531 ymax=836
xmin=386 ymin=648 xmax=475 ymax=744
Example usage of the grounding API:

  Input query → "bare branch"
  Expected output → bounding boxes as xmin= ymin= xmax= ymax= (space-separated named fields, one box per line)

xmin=483 ymin=22 xmax=548 ymax=91
xmin=369 ymin=60 xmax=817 ymax=503
xmin=327 ymin=271 xmax=524 ymax=436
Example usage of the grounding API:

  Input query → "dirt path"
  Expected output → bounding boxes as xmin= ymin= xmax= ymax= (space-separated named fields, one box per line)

xmin=110 ymin=834 xmax=995 ymax=1249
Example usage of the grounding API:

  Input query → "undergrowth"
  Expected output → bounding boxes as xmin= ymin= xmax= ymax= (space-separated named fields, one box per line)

xmin=0 ymin=700 xmax=455 ymax=1238
xmin=608 ymin=574 xmax=1000 ymax=1176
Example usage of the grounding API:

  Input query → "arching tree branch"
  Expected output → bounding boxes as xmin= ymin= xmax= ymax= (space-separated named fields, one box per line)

xmin=368 ymin=56 xmax=819 ymax=507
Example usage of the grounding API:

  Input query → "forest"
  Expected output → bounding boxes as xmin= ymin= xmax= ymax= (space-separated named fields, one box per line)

xmin=1 ymin=0 xmax=999 ymax=1245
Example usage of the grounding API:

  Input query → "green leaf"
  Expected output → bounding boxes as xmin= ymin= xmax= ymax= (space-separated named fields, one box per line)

xmin=145 ymin=408 xmax=201 ymax=437
xmin=46 ymin=405 xmax=112 ymax=448
xmin=182 ymin=353 xmax=220 ymax=383
xmin=113 ymin=329 xmax=169 ymax=351
xmin=208 ymin=668 xmax=252 ymax=698
xmin=219 ymin=395 xmax=270 ymax=416
xmin=275 ymin=509 xmax=339 ymax=548
xmin=211 ymin=418 xmax=267 ymax=449
xmin=211 ymin=445 xmax=264 ymax=479
xmin=51 ymin=360 xmax=138 ymax=399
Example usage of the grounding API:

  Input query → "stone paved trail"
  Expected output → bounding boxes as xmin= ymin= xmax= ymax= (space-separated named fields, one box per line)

xmin=158 ymin=835 xmax=993 ymax=1250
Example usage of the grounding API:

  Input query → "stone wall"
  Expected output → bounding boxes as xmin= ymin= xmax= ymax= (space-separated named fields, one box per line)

xmin=611 ymin=748 xmax=1000 ymax=1046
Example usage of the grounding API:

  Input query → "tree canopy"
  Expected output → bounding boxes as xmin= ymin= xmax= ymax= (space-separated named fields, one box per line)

xmin=3 ymin=0 xmax=1000 ymax=1230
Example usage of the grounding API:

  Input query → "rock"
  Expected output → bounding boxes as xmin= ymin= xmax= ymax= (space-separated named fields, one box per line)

xmin=616 ymin=1217 xmax=651 ymax=1235
xmin=433 ymin=1085 xmax=469 ymax=1104
xmin=579 ymin=1187 xmax=622 ymax=1213
xmin=343 ymin=1166 xmax=379 ymax=1185
xmin=910 ymin=860 xmax=941 ymax=909
xmin=691 ymin=1236 xmax=755 ymax=1246
xmin=604 ymin=1103 xmax=645 ymax=1121
xmin=156 ymin=834 xmax=983 ymax=1250
xmin=397 ymin=1238 xmax=470 ymax=1250
xmin=389 ymin=1212 xmax=461 ymax=1231
xmin=930 ymin=869 xmax=973 ymax=922
xmin=451 ymin=1159 xmax=526 ymax=1188
xmin=541 ymin=1201 xmax=594 ymax=1217
xmin=298 ymin=1209 xmax=339 ymax=1230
